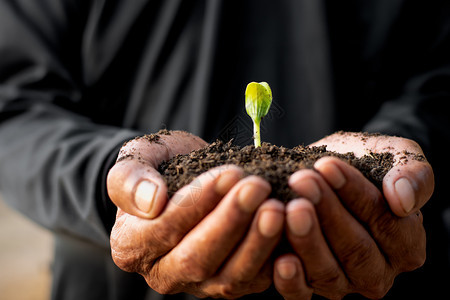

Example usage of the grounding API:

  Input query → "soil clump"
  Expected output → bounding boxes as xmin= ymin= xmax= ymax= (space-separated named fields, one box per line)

xmin=158 ymin=139 xmax=394 ymax=202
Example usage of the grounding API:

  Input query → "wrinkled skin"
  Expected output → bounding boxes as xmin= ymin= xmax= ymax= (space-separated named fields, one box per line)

xmin=107 ymin=131 xmax=433 ymax=299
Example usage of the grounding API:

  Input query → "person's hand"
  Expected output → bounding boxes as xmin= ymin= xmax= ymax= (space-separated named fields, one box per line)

xmin=107 ymin=130 xmax=207 ymax=219
xmin=107 ymin=131 xmax=285 ymax=298
xmin=274 ymin=132 xmax=434 ymax=299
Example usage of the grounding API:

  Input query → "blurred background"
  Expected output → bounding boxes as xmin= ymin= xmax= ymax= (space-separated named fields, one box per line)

xmin=0 ymin=195 xmax=53 ymax=300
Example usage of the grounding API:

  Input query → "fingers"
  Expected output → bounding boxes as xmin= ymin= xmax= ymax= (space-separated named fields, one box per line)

xmin=149 ymin=165 xmax=245 ymax=254
xmin=219 ymin=199 xmax=284 ymax=279
xmin=289 ymin=168 xmax=394 ymax=299
xmin=274 ymin=254 xmax=313 ymax=300
xmin=110 ymin=165 xmax=244 ymax=271
xmin=311 ymin=131 xmax=434 ymax=217
xmin=198 ymin=199 xmax=285 ymax=298
xmin=148 ymin=176 xmax=272 ymax=293
xmin=285 ymin=199 xmax=348 ymax=298
xmin=314 ymin=157 xmax=426 ymax=271
xmin=314 ymin=157 xmax=388 ymax=221
xmin=107 ymin=130 xmax=207 ymax=218
xmin=114 ymin=173 xmax=283 ymax=298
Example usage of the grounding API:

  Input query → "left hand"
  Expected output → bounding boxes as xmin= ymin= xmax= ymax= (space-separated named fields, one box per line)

xmin=111 ymin=171 xmax=284 ymax=298
xmin=108 ymin=131 xmax=285 ymax=298
xmin=274 ymin=132 xmax=434 ymax=299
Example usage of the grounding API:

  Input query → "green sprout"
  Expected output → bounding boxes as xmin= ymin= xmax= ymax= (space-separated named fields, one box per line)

xmin=245 ymin=81 xmax=272 ymax=147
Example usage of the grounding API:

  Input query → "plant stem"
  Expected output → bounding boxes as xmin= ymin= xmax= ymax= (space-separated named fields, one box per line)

xmin=253 ymin=118 xmax=261 ymax=147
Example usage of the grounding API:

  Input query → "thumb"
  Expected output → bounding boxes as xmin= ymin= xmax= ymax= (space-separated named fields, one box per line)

xmin=106 ymin=130 xmax=208 ymax=219
xmin=383 ymin=159 xmax=434 ymax=217
xmin=107 ymin=159 xmax=168 ymax=219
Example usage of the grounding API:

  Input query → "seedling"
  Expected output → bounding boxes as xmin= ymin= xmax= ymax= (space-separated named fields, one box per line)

xmin=245 ymin=82 xmax=272 ymax=147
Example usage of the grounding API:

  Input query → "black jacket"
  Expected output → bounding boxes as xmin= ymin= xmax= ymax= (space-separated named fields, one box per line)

xmin=0 ymin=0 xmax=449 ymax=299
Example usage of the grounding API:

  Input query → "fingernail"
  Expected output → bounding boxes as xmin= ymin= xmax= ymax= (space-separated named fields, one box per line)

xmin=395 ymin=178 xmax=415 ymax=214
xmin=277 ymin=261 xmax=297 ymax=280
xmin=238 ymin=181 xmax=270 ymax=213
xmin=135 ymin=180 xmax=158 ymax=214
xmin=258 ymin=209 xmax=284 ymax=238
xmin=287 ymin=201 xmax=313 ymax=237
xmin=215 ymin=169 xmax=242 ymax=196
xmin=289 ymin=175 xmax=321 ymax=205
xmin=315 ymin=160 xmax=346 ymax=189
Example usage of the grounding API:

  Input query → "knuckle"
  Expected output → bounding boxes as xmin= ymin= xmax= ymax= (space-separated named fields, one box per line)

xmin=343 ymin=255 xmax=395 ymax=299
xmin=110 ymin=216 xmax=163 ymax=269
xmin=399 ymin=246 xmax=426 ymax=272
xmin=360 ymin=276 xmax=394 ymax=299
xmin=110 ymin=226 xmax=142 ymax=273
xmin=398 ymin=218 xmax=427 ymax=272
xmin=310 ymin=267 xmax=347 ymax=299
xmin=150 ymin=221 xmax=181 ymax=252
xmin=149 ymin=278 xmax=178 ymax=295
xmin=146 ymin=261 xmax=182 ymax=295
xmin=372 ymin=212 xmax=401 ymax=238
xmin=218 ymin=282 xmax=241 ymax=299
xmin=176 ymin=252 xmax=213 ymax=282
xmin=339 ymin=239 xmax=375 ymax=271
xmin=373 ymin=213 xmax=426 ymax=273
xmin=149 ymin=278 xmax=177 ymax=295
xmin=143 ymin=217 xmax=194 ymax=259
xmin=337 ymin=239 xmax=394 ymax=296
xmin=216 ymin=276 xmax=271 ymax=299
xmin=229 ymin=270 xmax=248 ymax=285
xmin=152 ymin=285 xmax=172 ymax=295
xmin=310 ymin=266 xmax=343 ymax=287
xmin=110 ymin=247 xmax=141 ymax=273
xmin=412 ymin=251 xmax=426 ymax=269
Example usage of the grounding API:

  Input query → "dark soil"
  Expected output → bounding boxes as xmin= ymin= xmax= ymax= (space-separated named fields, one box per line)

xmin=158 ymin=138 xmax=395 ymax=202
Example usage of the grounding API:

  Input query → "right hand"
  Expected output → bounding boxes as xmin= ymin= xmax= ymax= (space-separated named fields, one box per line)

xmin=107 ymin=131 xmax=286 ymax=298
xmin=275 ymin=132 xmax=431 ymax=299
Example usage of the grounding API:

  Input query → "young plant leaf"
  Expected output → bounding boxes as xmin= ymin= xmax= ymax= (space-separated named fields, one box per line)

xmin=245 ymin=82 xmax=272 ymax=147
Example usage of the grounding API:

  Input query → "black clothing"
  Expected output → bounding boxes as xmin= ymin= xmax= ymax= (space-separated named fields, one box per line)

xmin=0 ymin=0 xmax=449 ymax=299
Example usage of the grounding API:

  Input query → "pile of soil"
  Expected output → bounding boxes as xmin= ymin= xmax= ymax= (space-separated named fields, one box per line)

xmin=158 ymin=138 xmax=394 ymax=202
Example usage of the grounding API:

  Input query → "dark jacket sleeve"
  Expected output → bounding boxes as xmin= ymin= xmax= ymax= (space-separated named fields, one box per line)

xmin=0 ymin=0 xmax=139 ymax=246
xmin=362 ymin=2 xmax=450 ymax=158
xmin=361 ymin=3 xmax=450 ymax=221
xmin=363 ymin=66 xmax=450 ymax=159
